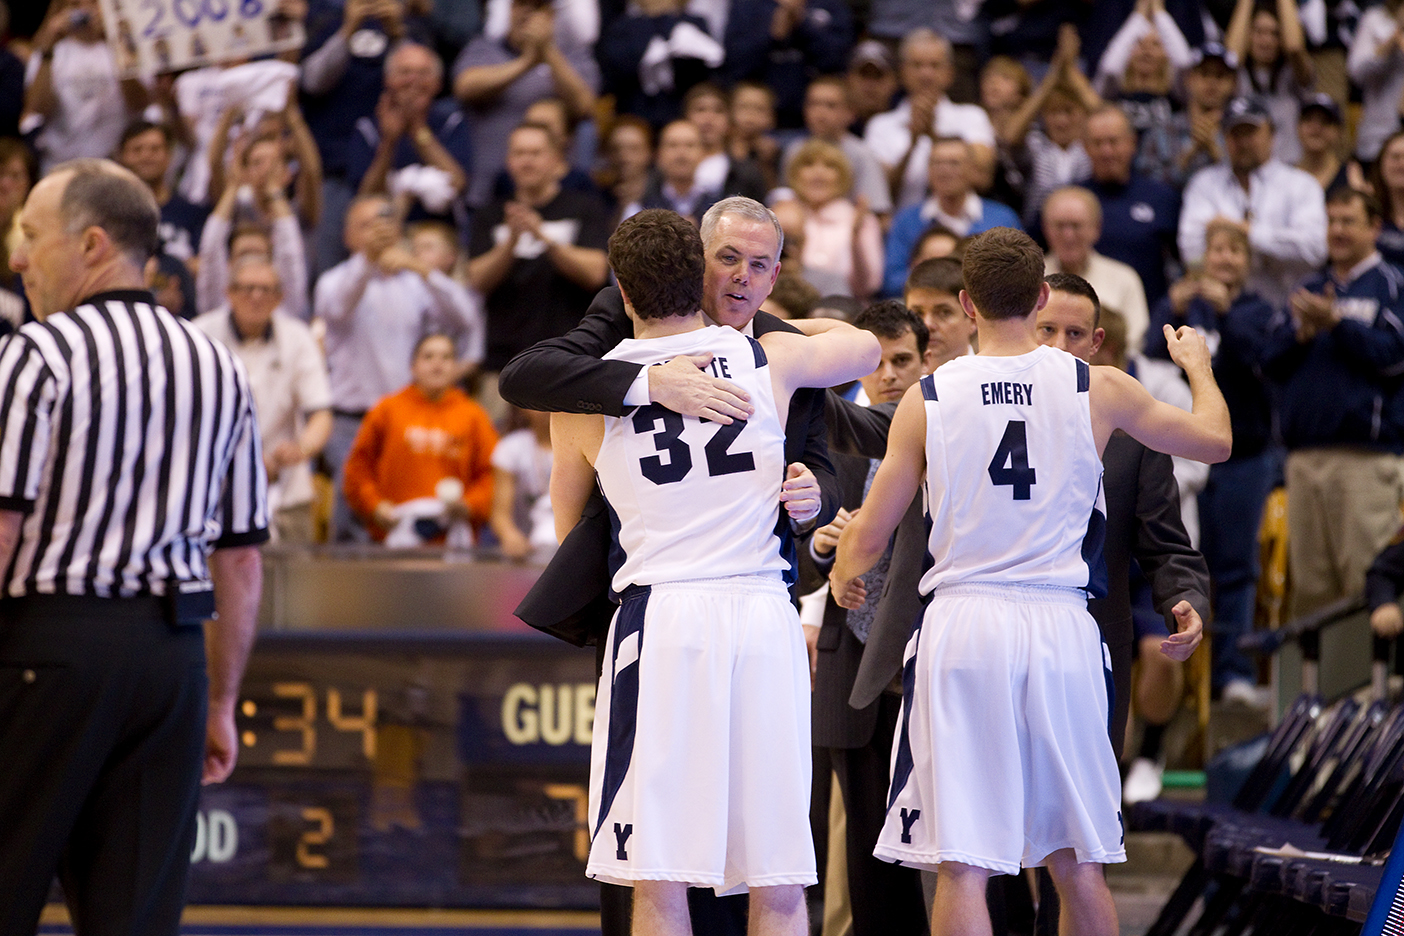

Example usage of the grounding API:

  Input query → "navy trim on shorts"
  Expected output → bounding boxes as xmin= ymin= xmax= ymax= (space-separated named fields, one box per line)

xmin=920 ymin=375 xmax=938 ymax=401
xmin=1076 ymin=359 xmax=1090 ymax=392
xmin=1081 ymin=476 xmax=1108 ymax=600
xmin=593 ymin=586 xmax=650 ymax=839
xmin=886 ymin=614 xmax=923 ymax=812
xmin=604 ymin=494 xmax=628 ymax=604
xmin=747 ymin=335 xmax=767 ymax=368
xmin=1102 ymin=640 xmax=1116 ymax=738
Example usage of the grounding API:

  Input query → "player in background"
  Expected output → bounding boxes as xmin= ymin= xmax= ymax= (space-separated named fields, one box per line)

xmin=830 ymin=227 xmax=1229 ymax=936
xmin=551 ymin=209 xmax=879 ymax=936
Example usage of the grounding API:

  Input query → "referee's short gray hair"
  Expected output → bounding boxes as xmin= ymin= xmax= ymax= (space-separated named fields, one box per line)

xmin=51 ymin=158 xmax=161 ymax=268
xmin=699 ymin=197 xmax=784 ymax=256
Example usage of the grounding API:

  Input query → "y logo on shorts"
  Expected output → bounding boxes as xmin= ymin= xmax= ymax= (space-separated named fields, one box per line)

xmin=899 ymin=808 xmax=921 ymax=844
xmin=614 ymin=822 xmax=633 ymax=860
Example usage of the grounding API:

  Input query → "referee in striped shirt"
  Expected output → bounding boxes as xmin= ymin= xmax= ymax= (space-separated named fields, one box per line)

xmin=0 ymin=159 xmax=268 ymax=935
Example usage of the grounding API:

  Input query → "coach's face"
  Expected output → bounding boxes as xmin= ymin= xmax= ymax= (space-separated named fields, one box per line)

xmin=1036 ymin=290 xmax=1104 ymax=363
xmin=702 ymin=214 xmax=782 ymax=330
xmin=9 ymin=172 xmax=86 ymax=321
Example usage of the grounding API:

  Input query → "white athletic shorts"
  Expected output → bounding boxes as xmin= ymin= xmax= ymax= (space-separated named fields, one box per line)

xmin=586 ymin=573 xmax=817 ymax=894
xmin=874 ymin=583 xmax=1126 ymax=875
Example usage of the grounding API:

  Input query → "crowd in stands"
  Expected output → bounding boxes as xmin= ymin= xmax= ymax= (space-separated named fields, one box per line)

xmin=4 ymin=0 xmax=1404 ymax=720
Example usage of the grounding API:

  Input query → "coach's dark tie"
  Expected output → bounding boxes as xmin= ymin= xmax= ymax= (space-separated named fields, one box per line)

xmin=845 ymin=458 xmax=892 ymax=644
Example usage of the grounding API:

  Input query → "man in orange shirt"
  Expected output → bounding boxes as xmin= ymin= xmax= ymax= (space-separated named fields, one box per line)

xmin=344 ymin=334 xmax=499 ymax=543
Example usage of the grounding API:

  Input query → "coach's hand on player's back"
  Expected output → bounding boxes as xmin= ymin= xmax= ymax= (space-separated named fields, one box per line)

xmin=648 ymin=355 xmax=754 ymax=423
xmin=1161 ymin=324 xmax=1214 ymax=376
xmin=1159 ymin=600 xmax=1205 ymax=662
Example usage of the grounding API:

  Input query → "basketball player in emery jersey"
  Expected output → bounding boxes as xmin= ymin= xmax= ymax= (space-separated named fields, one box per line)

xmin=829 ymin=227 xmax=1231 ymax=936
xmin=549 ymin=210 xmax=879 ymax=936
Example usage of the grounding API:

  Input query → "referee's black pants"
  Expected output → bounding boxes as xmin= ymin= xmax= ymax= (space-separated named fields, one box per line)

xmin=0 ymin=596 xmax=207 ymax=936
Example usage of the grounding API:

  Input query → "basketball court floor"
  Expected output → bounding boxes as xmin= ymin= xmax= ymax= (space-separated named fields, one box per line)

xmin=37 ymin=906 xmax=602 ymax=936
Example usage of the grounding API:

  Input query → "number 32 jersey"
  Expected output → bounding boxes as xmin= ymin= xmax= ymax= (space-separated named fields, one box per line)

xmin=597 ymin=326 xmax=790 ymax=593
xmin=919 ymin=344 xmax=1108 ymax=598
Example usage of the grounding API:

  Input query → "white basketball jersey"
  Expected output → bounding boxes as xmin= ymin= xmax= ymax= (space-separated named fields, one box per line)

xmin=918 ymin=344 xmax=1107 ymax=597
xmin=597 ymin=326 xmax=790 ymax=592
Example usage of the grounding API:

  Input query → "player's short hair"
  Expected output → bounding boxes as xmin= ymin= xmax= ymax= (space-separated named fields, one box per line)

xmin=52 ymin=158 xmax=161 ymax=267
xmin=854 ymin=299 xmax=930 ymax=356
xmin=961 ymin=228 xmax=1045 ymax=321
xmin=1326 ymin=185 xmax=1382 ymax=222
xmin=1044 ymin=272 xmax=1101 ymax=328
xmin=609 ymin=209 xmax=705 ymax=320
xmin=906 ymin=257 xmax=965 ymax=297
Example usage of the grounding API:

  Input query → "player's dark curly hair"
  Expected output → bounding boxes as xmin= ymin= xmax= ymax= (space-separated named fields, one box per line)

xmin=961 ymin=227 xmax=1045 ymax=321
xmin=854 ymin=299 xmax=930 ymax=356
xmin=608 ymin=209 xmax=704 ymax=320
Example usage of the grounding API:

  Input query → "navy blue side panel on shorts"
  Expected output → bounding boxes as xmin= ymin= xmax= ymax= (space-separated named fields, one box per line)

xmin=886 ymin=618 xmax=923 ymax=812
xmin=1076 ymin=359 xmax=1090 ymax=393
xmin=747 ymin=335 xmax=767 ymax=368
xmin=1102 ymin=636 xmax=1116 ymax=736
xmin=920 ymin=375 xmax=938 ymax=401
xmin=604 ymin=494 xmax=628 ymax=603
xmin=1081 ymin=476 xmax=1108 ymax=600
xmin=594 ymin=586 xmax=650 ymax=838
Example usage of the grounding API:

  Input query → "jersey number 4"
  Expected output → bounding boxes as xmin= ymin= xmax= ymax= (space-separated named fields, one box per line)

xmin=633 ymin=404 xmax=755 ymax=485
xmin=988 ymin=420 xmax=1037 ymax=500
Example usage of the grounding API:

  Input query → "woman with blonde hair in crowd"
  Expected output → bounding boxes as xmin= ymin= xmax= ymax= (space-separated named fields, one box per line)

xmin=775 ymin=139 xmax=882 ymax=299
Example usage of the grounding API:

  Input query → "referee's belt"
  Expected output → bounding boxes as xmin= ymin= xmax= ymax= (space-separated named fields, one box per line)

xmin=1 ymin=588 xmax=214 ymax=628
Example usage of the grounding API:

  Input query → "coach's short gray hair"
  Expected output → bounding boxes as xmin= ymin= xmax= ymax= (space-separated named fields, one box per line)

xmin=899 ymin=28 xmax=950 ymax=64
xmin=699 ymin=197 xmax=784 ymax=256
xmin=52 ymin=158 xmax=160 ymax=268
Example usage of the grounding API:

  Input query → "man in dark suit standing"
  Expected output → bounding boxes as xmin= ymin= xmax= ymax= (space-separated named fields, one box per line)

xmin=799 ymin=301 xmax=930 ymax=936
xmin=498 ymin=196 xmax=841 ymax=936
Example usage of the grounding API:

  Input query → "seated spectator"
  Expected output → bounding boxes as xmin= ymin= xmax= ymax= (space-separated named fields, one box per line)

xmin=23 ymin=0 xmax=148 ymax=173
xmin=682 ymin=83 xmax=769 ymax=203
xmin=466 ymin=122 xmax=610 ymax=377
xmin=1178 ymin=95 xmax=1326 ymax=308
xmin=117 ymin=121 xmax=208 ymax=273
xmin=721 ymin=0 xmax=852 ymax=130
xmin=1145 ymin=218 xmax=1277 ymax=702
xmin=1225 ymin=0 xmax=1314 ymax=164
xmin=408 ymin=220 xmax=487 ymax=379
xmin=864 ymin=29 xmax=997 ymax=212
xmin=904 ymin=256 xmax=975 ymax=369
xmin=774 ymin=139 xmax=882 ymax=298
xmin=596 ymin=0 xmax=723 ymax=131
xmin=759 ymin=273 xmax=822 ymax=319
xmin=344 ymin=333 xmax=498 ymax=544
xmin=882 ymin=137 xmax=1020 ymax=296
xmin=845 ymin=39 xmax=899 ymax=136
xmin=0 ymin=137 xmax=36 ymax=334
xmin=908 ymin=222 xmax=965 ymax=266
xmin=1043 ymin=185 xmax=1151 ymax=352
xmin=194 ymin=258 xmax=333 ymax=545
xmin=1136 ymin=42 xmax=1236 ymax=189
xmin=1080 ymin=105 xmax=1180 ymax=308
xmin=596 ymin=116 xmax=654 ymax=226
xmin=1094 ymin=0 xmax=1194 ymax=136
xmin=1000 ymin=25 xmax=1099 ymax=228
xmin=728 ymin=82 xmax=782 ymax=190
xmin=317 ymin=194 xmax=485 ymax=540
xmin=1347 ymin=0 xmax=1404 ymax=165
xmin=349 ymin=42 xmax=470 ymax=226
xmin=488 ymin=407 xmax=555 ymax=558
xmin=780 ymin=76 xmax=893 ymax=221
xmin=1373 ymin=131 xmax=1404 ymax=269
xmin=640 ymin=119 xmax=717 ymax=224
xmin=197 ymin=144 xmax=309 ymax=318
xmin=1295 ymin=93 xmax=1365 ymax=193
xmin=453 ymin=0 xmax=598 ymax=209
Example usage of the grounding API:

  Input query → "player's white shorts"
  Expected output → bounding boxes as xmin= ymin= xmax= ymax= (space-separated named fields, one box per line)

xmin=586 ymin=573 xmax=817 ymax=894
xmin=875 ymin=583 xmax=1126 ymax=875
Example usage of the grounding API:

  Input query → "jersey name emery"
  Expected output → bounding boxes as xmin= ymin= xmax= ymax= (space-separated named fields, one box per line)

xmin=980 ymin=382 xmax=1034 ymax=406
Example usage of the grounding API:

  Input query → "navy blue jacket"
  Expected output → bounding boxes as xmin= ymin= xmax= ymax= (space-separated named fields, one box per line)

xmin=721 ymin=0 xmax=853 ymax=129
xmin=1082 ymin=173 xmax=1181 ymax=308
xmin=597 ymin=12 xmax=716 ymax=130
xmin=1145 ymin=290 xmax=1276 ymax=460
xmin=1262 ymin=256 xmax=1404 ymax=452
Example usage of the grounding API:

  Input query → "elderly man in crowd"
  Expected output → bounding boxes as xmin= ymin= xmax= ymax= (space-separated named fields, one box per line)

xmin=1178 ymin=95 xmax=1327 ymax=309
xmin=196 ymin=258 xmax=333 ymax=545
xmin=1043 ymin=185 xmax=1151 ymax=353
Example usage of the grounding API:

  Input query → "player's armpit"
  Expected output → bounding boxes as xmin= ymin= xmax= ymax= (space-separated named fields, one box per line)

xmin=549 ymin=413 xmax=603 ymax=543
xmin=760 ymin=326 xmax=881 ymax=400
xmin=1091 ymin=365 xmax=1232 ymax=465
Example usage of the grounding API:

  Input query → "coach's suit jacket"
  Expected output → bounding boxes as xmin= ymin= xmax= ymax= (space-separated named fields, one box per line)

xmin=500 ymin=286 xmax=841 ymax=648
xmin=849 ymin=427 xmax=1211 ymax=760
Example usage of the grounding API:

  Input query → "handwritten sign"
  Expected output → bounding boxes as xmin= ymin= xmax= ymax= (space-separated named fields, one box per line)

xmin=97 ymin=0 xmax=305 ymax=77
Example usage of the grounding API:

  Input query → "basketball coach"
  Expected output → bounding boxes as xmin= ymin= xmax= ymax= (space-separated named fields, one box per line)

xmin=0 ymin=159 xmax=268 ymax=935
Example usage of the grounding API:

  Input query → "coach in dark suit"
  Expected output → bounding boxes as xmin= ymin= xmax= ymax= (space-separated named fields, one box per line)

xmin=499 ymin=196 xmax=840 ymax=936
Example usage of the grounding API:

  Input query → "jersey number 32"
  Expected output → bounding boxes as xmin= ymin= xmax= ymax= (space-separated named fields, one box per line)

xmin=633 ymin=404 xmax=755 ymax=485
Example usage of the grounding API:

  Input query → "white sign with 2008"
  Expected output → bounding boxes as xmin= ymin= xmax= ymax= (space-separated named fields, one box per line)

xmin=97 ymin=0 xmax=304 ymax=77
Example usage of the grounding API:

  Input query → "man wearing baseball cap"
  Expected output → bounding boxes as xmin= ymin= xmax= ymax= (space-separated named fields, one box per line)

xmin=846 ymin=40 xmax=899 ymax=136
xmin=1177 ymin=94 xmax=1326 ymax=307
xmin=1295 ymin=92 xmax=1364 ymax=193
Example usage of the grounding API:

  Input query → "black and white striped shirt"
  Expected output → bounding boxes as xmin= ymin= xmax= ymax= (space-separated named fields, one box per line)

xmin=0 ymin=290 xmax=269 ymax=599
